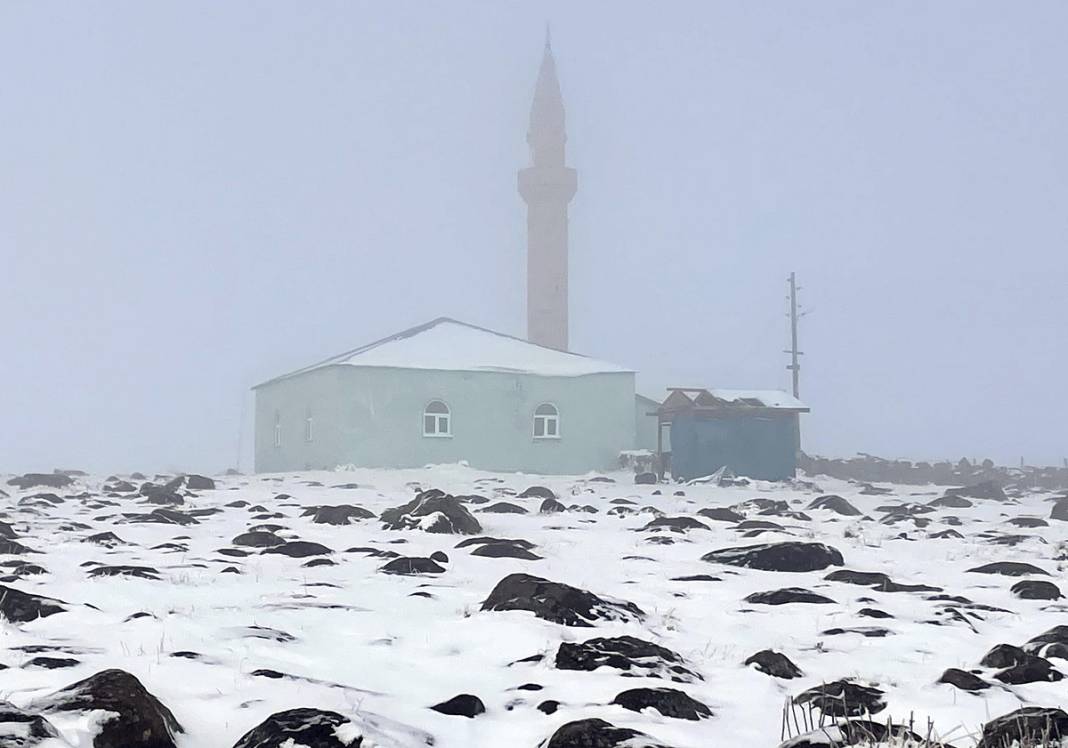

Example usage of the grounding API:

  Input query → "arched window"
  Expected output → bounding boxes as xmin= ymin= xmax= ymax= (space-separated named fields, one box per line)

xmin=533 ymin=403 xmax=560 ymax=439
xmin=423 ymin=400 xmax=451 ymax=437
xmin=273 ymin=411 xmax=282 ymax=448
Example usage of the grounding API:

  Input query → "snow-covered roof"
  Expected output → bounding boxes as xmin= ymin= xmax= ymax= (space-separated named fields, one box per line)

xmin=657 ymin=387 xmax=808 ymax=412
xmin=255 ymin=318 xmax=632 ymax=387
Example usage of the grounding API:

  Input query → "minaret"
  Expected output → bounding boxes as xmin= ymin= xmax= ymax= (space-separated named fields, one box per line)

xmin=519 ymin=29 xmax=577 ymax=351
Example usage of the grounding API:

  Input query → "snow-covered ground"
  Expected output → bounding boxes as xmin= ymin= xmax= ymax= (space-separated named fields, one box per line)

xmin=1 ymin=465 xmax=1066 ymax=747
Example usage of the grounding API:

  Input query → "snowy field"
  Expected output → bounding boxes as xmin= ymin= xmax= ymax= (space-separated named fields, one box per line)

xmin=1 ymin=466 xmax=1066 ymax=747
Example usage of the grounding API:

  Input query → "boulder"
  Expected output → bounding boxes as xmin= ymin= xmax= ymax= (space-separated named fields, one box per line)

xmin=261 ymin=541 xmax=333 ymax=558
xmin=1011 ymin=579 xmax=1062 ymax=600
xmin=945 ymin=480 xmax=1006 ymax=501
xmin=634 ymin=472 xmax=658 ymax=485
xmin=380 ymin=490 xmax=482 ymax=535
xmin=32 ymin=669 xmax=182 ymax=748
xmin=780 ymin=720 xmax=930 ymax=748
xmin=640 ymin=516 xmax=710 ymax=533
xmin=478 ymin=502 xmax=528 ymax=514
xmin=696 ymin=507 xmax=745 ymax=523
xmin=481 ymin=573 xmax=643 ymax=627
xmin=744 ymin=588 xmax=835 ymax=606
xmin=308 ymin=505 xmax=375 ymax=525
xmin=0 ymin=585 xmax=66 ymax=622
xmin=231 ymin=708 xmax=353 ymax=748
xmin=806 ymin=495 xmax=862 ymax=516
xmin=379 ymin=557 xmax=446 ymax=575
xmin=543 ymin=719 xmax=671 ymax=748
xmin=966 ymin=561 xmax=1049 ymax=577
xmin=1051 ymin=497 xmax=1068 ymax=522
xmin=611 ymin=687 xmax=711 ymax=720
xmin=0 ymin=701 xmax=64 ymax=746
xmin=1023 ymin=625 xmax=1068 ymax=659
xmin=518 ymin=486 xmax=557 ymax=500
xmin=6 ymin=474 xmax=74 ymax=490
xmin=937 ymin=668 xmax=989 ymax=691
xmin=976 ymin=707 xmax=1068 ymax=748
xmin=793 ymin=680 xmax=886 ymax=717
xmin=744 ymin=650 xmax=803 ymax=679
xmin=555 ymin=635 xmax=700 ymax=682
xmin=429 ymin=694 xmax=485 ymax=718
xmin=232 ymin=531 xmax=285 ymax=548
xmin=702 ymin=542 xmax=844 ymax=572
xmin=539 ymin=498 xmax=566 ymax=514
xmin=87 ymin=566 xmax=161 ymax=580
xmin=470 ymin=542 xmax=542 ymax=560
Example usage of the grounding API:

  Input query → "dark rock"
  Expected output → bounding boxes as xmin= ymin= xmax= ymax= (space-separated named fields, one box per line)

xmin=783 ymin=720 xmax=930 ymax=748
xmin=928 ymin=494 xmax=973 ymax=508
xmin=539 ymin=498 xmax=566 ymax=514
xmin=430 ymin=694 xmax=485 ymax=718
xmin=232 ymin=531 xmax=285 ymax=548
xmin=1012 ymin=579 xmax=1062 ymax=600
xmin=976 ymin=707 xmax=1068 ymax=748
xmin=794 ymin=680 xmax=886 ymax=717
xmin=858 ymin=608 xmax=894 ymax=619
xmin=380 ymin=556 xmax=445 ymax=575
xmin=231 ymin=708 xmax=354 ymax=748
xmin=1023 ymin=625 xmax=1068 ymax=659
xmin=702 ymin=542 xmax=843 ymax=572
xmin=640 ymin=516 xmax=710 ymax=533
xmin=745 ymin=587 xmax=835 ymax=605
xmin=0 ymin=701 xmax=61 ymax=745
xmin=261 ymin=541 xmax=332 ymax=558
xmin=302 ymin=558 xmax=335 ymax=568
xmin=0 ymin=540 xmax=35 ymax=555
xmin=994 ymin=658 xmax=1062 ymax=685
xmin=967 ymin=561 xmax=1049 ymax=577
xmin=88 ymin=565 xmax=161 ymax=580
xmin=537 ymin=700 xmax=559 ymax=715
xmin=670 ymin=574 xmax=721 ymax=582
xmin=823 ymin=569 xmax=940 ymax=593
xmin=140 ymin=486 xmax=184 ymax=506
xmin=611 ymin=687 xmax=711 ymax=720
xmin=938 ymin=668 xmax=990 ymax=691
xmin=308 ymin=505 xmax=375 ymax=525
xmin=543 ymin=719 xmax=670 ymax=748
xmin=32 ymin=669 xmax=182 ymax=748
xmin=555 ymin=635 xmax=699 ymax=682
xmin=696 ymin=507 xmax=745 ymax=523
xmin=478 ymin=502 xmax=528 ymax=514
xmin=6 ymin=474 xmax=74 ymax=490
xmin=84 ymin=531 xmax=125 ymax=546
xmin=470 ymin=542 xmax=542 ymax=560
xmin=930 ymin=529 xmax=964 ymax=539
xmin=481 ymin=573 xmax=643 ymax=627
xmin=25 ymin=656 xmax=80 ymax=669
xmin=744 ymin=650 xmax=802 ymax=679
xmin=980 ymin=643 xmax=1034 ymax=669
xmin=945 ymin=480 xmax=1006 ymax=502
xmin=820 ymin=626 xmax=891 ymax=638
xmin=429 ymin=551 xmax=448 ymax=563
xmin=1007 ymin=516 xmax=1048 ymax=528
xmin=518 ymin=486 xmax=557 ymax=500
xmin=634 ymin=472 xmax=658 ymax=485
xmin=807 ymin=495 xmax=862 ymax=516
xmin=380 ymin=490 xmax=482 ymax=535
xmin=1051 ymin=497 xmax=1068 ymax=522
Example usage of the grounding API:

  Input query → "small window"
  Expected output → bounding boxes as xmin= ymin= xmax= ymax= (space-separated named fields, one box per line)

xmin=423 ymin=400 xmax=451 ymax=437
xmin=304 ymin=410 xmax=314 ymax=442
xmin=273 ymin=411 xmax=282 ymax=448
xmin=533 ymin=403 xmax=560 ymax=439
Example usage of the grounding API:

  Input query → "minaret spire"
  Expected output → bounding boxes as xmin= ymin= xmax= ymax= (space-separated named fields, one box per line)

xmin=519 ymin=32 xmax=577 ymax=351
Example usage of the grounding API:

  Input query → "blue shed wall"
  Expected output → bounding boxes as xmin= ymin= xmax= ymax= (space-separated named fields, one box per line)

xmin=669 ymin=412 xmax=799 ymax=481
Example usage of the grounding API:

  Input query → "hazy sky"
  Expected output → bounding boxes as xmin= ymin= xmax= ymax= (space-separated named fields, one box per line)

xmin=2 ymin=2 xmax=1066 ymax=474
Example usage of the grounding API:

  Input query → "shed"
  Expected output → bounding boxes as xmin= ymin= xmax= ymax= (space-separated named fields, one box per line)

xmin=657 ymin=388 xmax=810 ymax=481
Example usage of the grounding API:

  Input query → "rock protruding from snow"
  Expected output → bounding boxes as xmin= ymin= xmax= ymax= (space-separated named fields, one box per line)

xmin=702 ymin=542 xmax=844 ymax=572
xmin=0 ymin=585 xmax=67 ymax=622
xmin=793 ymin=680 xmax=886 ymax=718
xmin=744 ymin=588 xmax=835 ymax=606
xmin=32 ymin=669 xmax=182 ymax=748
xmin=0 ymin=700 xmax=65 ymax=746
xmin=611 ymin=687 xmax=711 ymax=720
xmin=429 ymin=694 xmax=485 ymax=718
xmin=976 ymin=707 xmax=1068 ymax=748
xmin=6 ymin=473 xmax=74 ymax=490
xmin=380 ymin=490 xmax=482 ymax=535
xmin=806 ymin=495 xmax=862 ymax=516
xmin=555 ymin=635 xmax=700 ymax=682
xmin=744 ymin=650 xmax=803 ymax=679
xmin=481 ymin=573 xmax=643 ymax=627
xmin=779 ymin=720 xmax=929 ymax=748
xmin=945 ymin=480 xmax=1006 ymax=502
xmin=1011 ymin=579 xmax=1063 ymax=600
xmin=543 ymin=719 xmax=671 ymax=748
xmin=231 ymin=708 xmax=352 ymax=748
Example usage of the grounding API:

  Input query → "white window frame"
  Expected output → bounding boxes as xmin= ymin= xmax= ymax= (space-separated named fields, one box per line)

xmin=423 ymin=400 xmax=452 ymax=438
xmin=304 ymin=410 xmax=314 ymax=442
xmin=273 ymin=411 xmax=282 ymax=448
xmin=533 ymin=403 xmax=560 ymax=440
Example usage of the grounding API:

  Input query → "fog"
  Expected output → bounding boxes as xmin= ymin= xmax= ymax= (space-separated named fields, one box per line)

xmin=2 ymin=2 xmax=1065 ymax=474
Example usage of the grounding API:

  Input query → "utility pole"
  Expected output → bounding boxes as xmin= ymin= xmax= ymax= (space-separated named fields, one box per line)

xmin=786 ymin=272 xmax=803 ymax=399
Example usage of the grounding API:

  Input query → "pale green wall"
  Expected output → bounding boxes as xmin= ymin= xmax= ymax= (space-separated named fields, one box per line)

xmin=254 ymin=366 xmax=636 ymax=475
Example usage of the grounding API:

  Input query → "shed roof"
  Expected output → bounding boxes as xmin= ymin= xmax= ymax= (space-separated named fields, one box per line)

xmin=659 ymin=387 xmax=809 ymax=414
xmin=254 ymin=317 xmax=633 ymax=388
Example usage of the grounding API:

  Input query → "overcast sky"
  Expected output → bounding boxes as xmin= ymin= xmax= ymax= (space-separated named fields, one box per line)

xmin=2 ymin=2 xmax=1065 ymax=474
